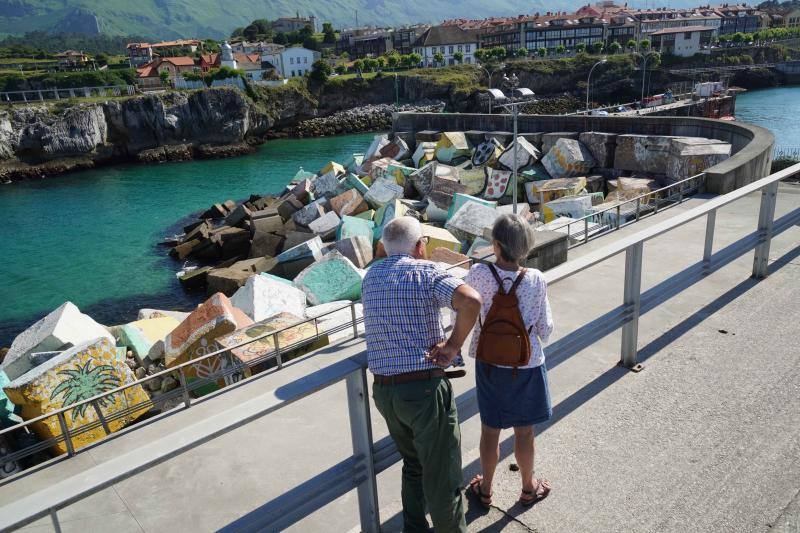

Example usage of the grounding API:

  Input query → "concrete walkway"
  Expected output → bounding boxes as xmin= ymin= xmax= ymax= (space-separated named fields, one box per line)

xmin=1 ymin=185 xmax=798 ymax=533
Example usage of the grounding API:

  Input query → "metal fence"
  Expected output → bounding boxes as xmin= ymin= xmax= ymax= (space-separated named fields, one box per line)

xmin=0 ymin=85 xmax=136 ymax=103
xmin=1 ymin=162 xmax=798 ymax=532
xmin=774 ymin=146 xmax=800 ymax=161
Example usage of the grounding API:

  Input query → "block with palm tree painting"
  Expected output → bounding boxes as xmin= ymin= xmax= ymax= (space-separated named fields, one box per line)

xmin=4 ymin=337 xmax=150 ymax=454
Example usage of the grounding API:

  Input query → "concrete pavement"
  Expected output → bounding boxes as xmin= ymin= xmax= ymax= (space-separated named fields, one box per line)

xmin=0 ymin=184 xmax=798 ymax=533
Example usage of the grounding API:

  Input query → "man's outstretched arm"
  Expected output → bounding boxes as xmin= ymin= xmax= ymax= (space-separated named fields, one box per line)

xmin=427 ymin=284 xmax=482 ymax=367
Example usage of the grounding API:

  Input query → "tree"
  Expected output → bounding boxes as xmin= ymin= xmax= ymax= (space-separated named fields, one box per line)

xmin=491 ymin=46 xmax=506 ymax=59
xmin=576 ymin=43 xmax=587 ymax=54
xmin=274 ymin=33 xmax=288 ymax=45
xmin=732 ymin=32 xmax=745 ymax=46
xmin=303 ymin=37 xmax=321 ymax=51
xmin=639 ymin=39 xmax=650 ymax=50
xmin=309 ymin=59 xmax=332 ymax=84
xmin=516 ymin=48 xmax=528 ymax=57
xmin=95 ymin=53 xmax=109 ymax=66
xmin=537 ymin=47 xmax=547 ymax=57
xmin=609 ymin=42 xmax=621 ymax=54
xmin=335 ymin=64 xmax=346 ymax=75
xmin=322 ymin=22 xmax=334 ymax=34
xmin=243 ymin=24 xmax=260 ymax=41
xmin=592 ymin=41 xmax=604 ymax=54
xmin=159 ymin=70 xmax=169 ymax=85
xmin=353 ymin=58 xmax=365 ymax=73
xmin=386 ymin=52 xmax=400 ymax=69
xmin=474 ymin=48 xmax=489 ymax=63
xmin=556 ymin=44 xmax=566 ymax=55
xmin=409 ymin=52 xmax=422 ymax=67
xmin=376 ymin=56 xmax=387 ymax=70
xmin=627 ymin=38 xmax=637 ymax=50
xmin=453 ymin=51 xmax=464 ymax=63
xmin=433 ymin=51 xmax=444 ymax=66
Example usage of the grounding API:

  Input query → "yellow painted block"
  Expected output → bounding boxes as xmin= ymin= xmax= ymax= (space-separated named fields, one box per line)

xmin=320 ymin=161 xmax=345 ymax=177
xmin=4 ymin=337 xmax=150 ymax=455
xmin=421 ymin=224 xmax=462 ymax=257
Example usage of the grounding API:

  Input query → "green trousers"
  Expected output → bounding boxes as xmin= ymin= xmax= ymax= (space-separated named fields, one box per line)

xmin=372 ymin=377 xmax=466 ymax=533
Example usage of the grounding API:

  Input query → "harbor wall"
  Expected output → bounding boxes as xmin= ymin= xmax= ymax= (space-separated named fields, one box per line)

xmin=392 ymin=112 xmax=774 ymax=194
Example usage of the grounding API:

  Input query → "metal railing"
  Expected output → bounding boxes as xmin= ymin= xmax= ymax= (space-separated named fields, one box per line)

xmin=0 ymin=85 xmax=136 ymax=103
xmin=544 ymin=172 xmax=706 ymax=248
xmin=1 ymin=164 xmax=799 ymax=532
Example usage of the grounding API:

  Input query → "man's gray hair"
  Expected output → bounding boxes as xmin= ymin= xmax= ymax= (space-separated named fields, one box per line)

xmin=382 ymin=216 xmax=423 ymax=256
xmin=491 ymin=214 xmax=535 ymax=264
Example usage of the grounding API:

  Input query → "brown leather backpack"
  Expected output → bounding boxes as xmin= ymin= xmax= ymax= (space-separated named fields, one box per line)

xmin=476 ymin=264 xmax=532 ymax=368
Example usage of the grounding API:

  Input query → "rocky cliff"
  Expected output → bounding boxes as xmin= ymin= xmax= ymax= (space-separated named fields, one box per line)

xmin=0 ymin=88 xmax=278 ymax=181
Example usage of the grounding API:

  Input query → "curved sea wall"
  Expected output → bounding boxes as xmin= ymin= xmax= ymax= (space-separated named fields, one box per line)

xmin=392 ymin=112 xmax=775 ymax=194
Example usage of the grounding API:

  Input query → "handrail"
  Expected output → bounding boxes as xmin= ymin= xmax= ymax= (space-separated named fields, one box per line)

xmin=0 ymin=163 xmax=798 ymax=532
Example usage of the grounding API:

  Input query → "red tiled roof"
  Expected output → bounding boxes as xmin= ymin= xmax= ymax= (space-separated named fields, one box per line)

xmin=161 ymin=56 xmax=196 ymax=67
xmin=136 ymin=63 xmax=158 ymax=78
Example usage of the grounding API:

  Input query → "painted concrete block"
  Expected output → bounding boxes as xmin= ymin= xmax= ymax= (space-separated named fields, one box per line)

xmin=216 ymin=312 xmax=329 ymax=371
xmin=613 ymin=134 xmax=678 ymax=173
xmin=472 ymin=139 xmax=503 ymax=167
xmin=277 ymin=235 xmax=324 ymax=263
xmin=294 ymin=251 xmax=363 ymax=305
xmin=430 ymin=247 xmax=470 ymax=270
xmin=435 ymin=132 xmax=471 ymax=164
xmin=345 ymin=173 xmax=369 ymax=196
xmin=364 ymin=178 xmax=404 ymax=209
xmin=447 ymin=193 xmax=497 ymax=221
xmin=329 ymin=189 xmax=368 ymax=217
xmin=483 ymin=168 xmax=512 ymax=200
xmin=467 ymin=237 xmax=494 ymax=263
xmin=0 ymin=370 xmax=20 ymax=423
xmin=542 ymin=194 xmax=594 ymax=223
xmin=458 ymin=166 xmax=487 ymax=196
xmin=337 ymin=215 xmax=376 ymax=241
xmin=379 ymin=137 xmax=409 ymax=161
xmin=409 ymin=161 xmax=435 ymax=196
xmin=366 ymin=157 xmax=399 ymax=182
xmin=164 ymin=293 xmax=253 ymax=396
xmin=282 ymin=230 xmax=316 ymax=251
xmin=578 ymin=132 xmax=618 ymax=168
xmin=320 ymin=161 xmax=346 ymax=177
xmin=231 ymin=274 xmax=307 ymax=322
xmin=541 ymin=138 xmax=596 ymax=179
xmin=428 ymin=169 xmax=467 ymax=210
xmin=667 ymin=137 xmax=731 ymax=182
xmin=290 ymin=179 xmax=314 ymax=204
xmin=354 ymin=209 xmax=375 ymax=221
xmin=387 ymin=163 xmax=416 ymax=186
xmin=334 ymin=236 xmax=374 ymax=269
xmin=308 ymin=211 xmax=341 ymax=240
xmin=498 ymin=137 xmax=541 ymax=171
xmin=250 ymin=231 xmax=284 ymax=258
xmin=445 ymin=202 xmax=500 ymax=245
xmin=421 ymin=224 xmax=462 ymax=257
xmin=607 ymin=177 xmax=657 ymax=202
xmin=1 ymin=302 xmax=115 ymax=382
xmin=412 ymin=142 xmax=436 ymax=168
xmin=364 ymin=134 xmax=390 ymax=161
xmin=525 ymin=177 xmax=587 ymax=204
xmin=119 ymin=316 xmax=179 ymax=363
xmin=4 ymin=337 xmax=149 ymax=454
xmin=292 ymin=199 xmax=326 ymax=227
xmin=542 ymin=132 xmax=579 ymax=154
xmin=521 ymin=163 xmax=552 ymax=182
xmin=313 ymin=171 xmax=341 ymax=199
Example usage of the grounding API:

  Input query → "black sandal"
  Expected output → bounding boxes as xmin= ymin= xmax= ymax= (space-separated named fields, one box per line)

xmin=468 ymin=475 xmax=493 ymax=509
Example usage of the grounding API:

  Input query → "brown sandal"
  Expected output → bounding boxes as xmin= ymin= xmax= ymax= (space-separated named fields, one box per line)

xmin=519 ymin=478 xmax=551 ymax=507
xmin=468 ymin=475 xmax=493 ymax=508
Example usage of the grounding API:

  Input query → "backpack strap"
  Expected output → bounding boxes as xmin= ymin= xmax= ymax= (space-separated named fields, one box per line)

xmin=487 ymin=264 xmax=507 ymax=295
xmin=508 ymin=268 xmax=528 ymax=296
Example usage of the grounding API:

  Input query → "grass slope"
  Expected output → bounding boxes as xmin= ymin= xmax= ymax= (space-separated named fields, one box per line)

xmin=0 ymin=0 xmax=700 ymax=40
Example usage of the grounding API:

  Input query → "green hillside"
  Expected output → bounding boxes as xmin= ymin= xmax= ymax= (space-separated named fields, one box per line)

xmin=0 ymin=0 xmax=698 ymax=40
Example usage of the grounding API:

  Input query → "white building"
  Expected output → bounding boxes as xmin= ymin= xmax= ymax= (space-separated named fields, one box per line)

xmin=261 ymin=46 xmax=320 ymax=78
xmin=650 ymin=26 xmax=714 ymax=57
xmin=412 ymin=25 xmax=478 ymax=67
xmin=220 ymin=41 xmax=238 ymax=69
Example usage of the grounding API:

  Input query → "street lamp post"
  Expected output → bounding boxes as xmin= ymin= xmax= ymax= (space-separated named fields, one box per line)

xmin=585 ymin=58 xmax=607 ymax=115
xmin=640 ymin=52 xmax=659 ymax=106
xmin=498 ymin=96 xmax=535 ymax=214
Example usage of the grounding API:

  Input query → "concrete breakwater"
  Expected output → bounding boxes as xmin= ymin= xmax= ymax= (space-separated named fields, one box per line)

xmin=288 ymin=102 xmax=445 ymax=138
xmin=0 ymin=122 xmax=742 ymax=476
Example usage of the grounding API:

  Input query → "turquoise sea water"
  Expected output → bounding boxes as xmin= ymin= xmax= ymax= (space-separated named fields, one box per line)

xmin=0 ymin=133 xmax=375 ymax=345
xmin=734 ymin=85 xmax=800 ymax=150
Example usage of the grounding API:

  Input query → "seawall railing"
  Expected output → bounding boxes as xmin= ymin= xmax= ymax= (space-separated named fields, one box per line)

xmin=0 ymin=85 xmax=136 ymax=103
xmin=1 ymin=163 xmax=798 ymax=532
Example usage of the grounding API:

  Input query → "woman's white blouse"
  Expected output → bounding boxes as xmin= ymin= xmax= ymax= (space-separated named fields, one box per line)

xmin=464 ymin=263 xmax=554 ymax=369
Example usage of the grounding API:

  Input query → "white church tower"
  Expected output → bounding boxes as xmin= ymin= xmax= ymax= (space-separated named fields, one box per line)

xmin=220 ymin=41 xmax=237 ymax=69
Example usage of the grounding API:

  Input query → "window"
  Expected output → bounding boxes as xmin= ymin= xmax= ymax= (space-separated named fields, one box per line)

xmin=304 ymin=57 xmax=308 ymax=63
xmin=449 ymin=46 xmax=454 ymax=54
xmin=290 ymin=57 xmax=294 ymax=64
xmin=458 ymin=45 xmax=463 ymax=52
xmin=466 ymin=44 xmax=471 ymax=52
xmin=440 ymin=46 xmax=445 ymax=53
xmin=291 ymin=70 xmax=295 ymax=77
xmin=684 ymin=32 xmax=692 ymax=39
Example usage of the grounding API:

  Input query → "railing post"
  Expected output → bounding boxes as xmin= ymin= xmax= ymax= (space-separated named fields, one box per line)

xmin=273 ymin=333 xmax=283 ymax=368
xmin=584 ymin=218 xmax=589 ymax=244
xmin=177 ymin=367 xmax=192 ymax=408
xmin=56 ymin=412 xmax=75 ymax=457
xmin=50 ymin=508 xmax=62 ymax=533
xmin=752 ymin=181 xmax=779 ymax=279
xmin=703 ymin=210 xmax=716 ymax=272
xmin=351 ymin=302 xmax=359 ymax=339
xmin=346 ymin=368 xmax=380 ymax=533
xmin=621 ymin=242 xmax=644 ymax=370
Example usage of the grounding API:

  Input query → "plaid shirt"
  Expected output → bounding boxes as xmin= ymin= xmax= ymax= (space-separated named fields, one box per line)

xmin=362 ymin=254 xmax=465 ymax=376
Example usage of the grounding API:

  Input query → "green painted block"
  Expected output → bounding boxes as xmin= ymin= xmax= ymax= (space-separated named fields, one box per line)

xmin=0 ymin=370 xmax=21 ymax=423
xmin=258 ymin=272 xmax=295 ymax=287
xmin=354 ymin=209 xmax=375 ymax=221
xmin=294 ymin=251 xmax=363 ymax=305
xmin=447 ymin=193 xmax=497 ymax=221
xmin=345 ymin=173 xmax=369 ymax=196
xmin=337 ymin=215 xmax=375 ymax=241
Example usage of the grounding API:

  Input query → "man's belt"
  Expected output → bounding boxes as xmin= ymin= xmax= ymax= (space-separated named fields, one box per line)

xmin=373 ymin=369 xmax=466 ymax=385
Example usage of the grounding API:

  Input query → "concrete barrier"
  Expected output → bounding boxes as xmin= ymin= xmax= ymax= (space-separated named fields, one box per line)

xmin=392 ymin=112 xmax=775 ymax=195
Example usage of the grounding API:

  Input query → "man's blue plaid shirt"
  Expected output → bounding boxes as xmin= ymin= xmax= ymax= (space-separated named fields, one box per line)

xmin=362 ymin=254 xmax=465 ymax=376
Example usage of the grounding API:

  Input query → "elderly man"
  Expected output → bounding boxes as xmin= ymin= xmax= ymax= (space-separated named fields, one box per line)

xmin=362 ymin=216 xmax=482 ymax=533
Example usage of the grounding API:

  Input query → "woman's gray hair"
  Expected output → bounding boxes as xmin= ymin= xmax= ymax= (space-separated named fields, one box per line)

xmin=382 ymin=216 xmax=423 ymax=256
xmin=491 ymin=214 xmax=536 ymax=264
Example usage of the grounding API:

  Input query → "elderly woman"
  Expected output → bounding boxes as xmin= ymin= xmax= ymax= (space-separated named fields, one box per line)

xmin=465 ymin=213 xmax=554 ymax=508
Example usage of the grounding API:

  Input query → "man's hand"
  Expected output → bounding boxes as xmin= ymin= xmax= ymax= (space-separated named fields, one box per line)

xmin=426 ymin=341 xmax=459 ymax=368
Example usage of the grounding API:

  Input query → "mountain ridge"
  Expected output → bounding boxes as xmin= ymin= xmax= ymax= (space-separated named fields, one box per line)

xmin=0 ymin=0 xmax=700 ymax=40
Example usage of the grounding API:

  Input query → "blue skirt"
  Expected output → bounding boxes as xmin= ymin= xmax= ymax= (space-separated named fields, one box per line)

xmin=475 ymin=360 xmax=552 ymax=429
